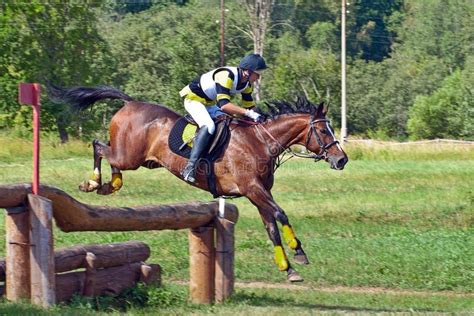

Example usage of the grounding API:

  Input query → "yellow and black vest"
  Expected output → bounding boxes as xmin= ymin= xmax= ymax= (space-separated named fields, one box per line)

xmin=180 ymin=67 xmax=254 ymax=108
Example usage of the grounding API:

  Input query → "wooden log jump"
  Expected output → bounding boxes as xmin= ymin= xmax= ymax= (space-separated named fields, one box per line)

xmin=0 ymin=183 xmax=238 ymax=307
xmin=0 ymin=241 xmax=160 ymax=302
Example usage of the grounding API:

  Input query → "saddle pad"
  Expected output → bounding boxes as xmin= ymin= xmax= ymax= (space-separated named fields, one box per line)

xmin=169 ymin=117 xmax=194 ymax=158
xmin=168 ymin=117 xmax=231 ymax=161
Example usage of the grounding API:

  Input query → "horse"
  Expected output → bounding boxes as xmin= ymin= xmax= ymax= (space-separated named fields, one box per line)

xmin=48 ymin=85 xmax=348 ymax=282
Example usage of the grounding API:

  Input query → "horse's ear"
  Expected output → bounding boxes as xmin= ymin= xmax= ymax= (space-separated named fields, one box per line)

xmin=316 ymin=102 xmax=327 ymax=116
xmin=322 ymin=102 xmax=328 ymax=115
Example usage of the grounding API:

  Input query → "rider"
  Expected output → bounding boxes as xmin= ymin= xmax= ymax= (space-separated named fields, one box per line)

xmin=179 ymin=53 xmax=267 ymax=183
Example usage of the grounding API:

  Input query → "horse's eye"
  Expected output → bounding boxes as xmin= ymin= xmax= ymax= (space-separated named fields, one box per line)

xmin=320 ymin=128 xmax=328 ymax=134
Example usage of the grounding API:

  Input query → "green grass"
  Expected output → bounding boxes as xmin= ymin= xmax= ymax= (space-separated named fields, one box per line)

xmin=0 ymin=136 xmax=473 ymax=313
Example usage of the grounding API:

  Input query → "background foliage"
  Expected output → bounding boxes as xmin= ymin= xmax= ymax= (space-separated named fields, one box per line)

xmin=0 ymin=0 xmax=472 ymax=141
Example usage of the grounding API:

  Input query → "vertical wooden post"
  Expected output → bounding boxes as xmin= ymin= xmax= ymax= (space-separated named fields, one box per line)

xmin=215 ymin=217 xmax=235 ymax=303
xmin=5 ymin=206 xmax=31 ymax=301
xmin=28 ymin=194 xmax=55 ymax=307
xmin=189 ymin=225 xmax=215 ymax=304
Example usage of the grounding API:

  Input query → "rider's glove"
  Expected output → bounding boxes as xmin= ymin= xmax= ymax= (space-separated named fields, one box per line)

xmin=245 ymin=109 xmax=262 ymax=123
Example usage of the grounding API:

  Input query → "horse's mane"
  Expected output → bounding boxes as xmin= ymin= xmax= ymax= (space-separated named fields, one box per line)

xmin=256 ymin=96 xmax=321 ymax=120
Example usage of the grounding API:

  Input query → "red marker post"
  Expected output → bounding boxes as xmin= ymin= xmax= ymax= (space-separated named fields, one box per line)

xmin=19 ymin=83 xmax=41 ymax=195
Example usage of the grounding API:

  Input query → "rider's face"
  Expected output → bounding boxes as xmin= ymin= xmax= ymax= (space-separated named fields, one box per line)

xmin=248 ymin=71 xmax=260 ymax=83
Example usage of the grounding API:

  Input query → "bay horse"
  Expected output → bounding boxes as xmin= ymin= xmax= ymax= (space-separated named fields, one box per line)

xmin=49 ymin=85 xmax=348 ymax=282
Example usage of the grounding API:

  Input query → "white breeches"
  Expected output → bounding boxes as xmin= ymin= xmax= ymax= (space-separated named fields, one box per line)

xmin=184 ymin=99 xmax=216 ymax=135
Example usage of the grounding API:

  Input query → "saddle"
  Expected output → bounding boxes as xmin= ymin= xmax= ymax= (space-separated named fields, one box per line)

xmin=168 ymin=115 xmax=232 ymax=197
xmin=168 ymin=115 xmax=231 ymax=160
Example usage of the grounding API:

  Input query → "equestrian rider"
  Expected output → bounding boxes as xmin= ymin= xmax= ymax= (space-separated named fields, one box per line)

xmin=179 ymin=53 xmax=267 ymax=183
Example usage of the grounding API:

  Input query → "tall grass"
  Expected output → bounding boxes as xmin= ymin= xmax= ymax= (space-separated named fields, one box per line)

xmin=1 ymin=133 xmax=473 ymax=163
xmin=0 ymin=134 xmax=90 ymax=163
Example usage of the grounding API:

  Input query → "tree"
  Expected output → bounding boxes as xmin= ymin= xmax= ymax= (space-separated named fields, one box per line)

xmin=239 ymin=0 xmax=275 ymax=101
xmin=0 ymin=1 xmax=113 ymax=141
xmin=265 ymin=33 xmax=340 ymax=123
xmin=357 ymin=0 xmax=473 ymax=138
xmin=407 ymin=61 xmax=474 ymax=140
xmin=102 ymin=3 xmax=222 ymax=112
xmin=345 ymin=0 xmax=404 ymax=61
xmin=346 ymin=60 xmax=388 ymax=135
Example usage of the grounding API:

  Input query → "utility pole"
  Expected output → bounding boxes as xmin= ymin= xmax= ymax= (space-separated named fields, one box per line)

xmin=220 ymin=0 xmax=225 ymax=66
xmin=340 ymin=0 xmax=347 ymax=143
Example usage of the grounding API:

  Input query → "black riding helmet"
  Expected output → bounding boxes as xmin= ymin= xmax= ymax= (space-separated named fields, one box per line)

xmin=239 ymin=54 xmax=267 ymax=74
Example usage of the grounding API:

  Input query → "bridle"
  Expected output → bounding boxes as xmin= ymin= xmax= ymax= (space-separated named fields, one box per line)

xmin=303 ymin=116 xmax=340 ymax=160
xmin=253 ymin=114 xmax=340 ymax=170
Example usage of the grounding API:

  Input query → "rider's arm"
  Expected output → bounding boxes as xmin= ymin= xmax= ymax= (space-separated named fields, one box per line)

xmin=214 ymin=70 xmax=247 ymax=115
xmin=221 ymin=102 xmax=247 ymax=115
xmin=214 ymin=69 xmax=260 ymax=120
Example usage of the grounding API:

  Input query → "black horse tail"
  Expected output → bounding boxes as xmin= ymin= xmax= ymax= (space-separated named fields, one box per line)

xmin=47 ymin=83 xmax=134 ymax=111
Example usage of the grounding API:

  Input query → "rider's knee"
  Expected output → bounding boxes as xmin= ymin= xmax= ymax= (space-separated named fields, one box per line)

xmin=203 ymin=121 xmax=215 ymax=135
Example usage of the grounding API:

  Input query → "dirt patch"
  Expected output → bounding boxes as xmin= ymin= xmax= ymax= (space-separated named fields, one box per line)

xmin=235 ymin=281 xmax=474 ymax=298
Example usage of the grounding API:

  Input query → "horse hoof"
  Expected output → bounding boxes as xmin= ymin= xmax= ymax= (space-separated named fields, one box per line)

xmin=287 ymin=269 xmax=304 ymax=283
xmin=97 ymin=183 xmax=114 ymax=195
xmin=79 ymin=180 xmax=99 ymax=193
xmin=294 ymin=253 xmax=310 ymax=265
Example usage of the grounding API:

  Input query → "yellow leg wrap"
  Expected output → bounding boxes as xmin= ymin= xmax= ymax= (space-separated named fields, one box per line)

xmin=282 ymin=225 xmax=298 ymax=250
xmin=111 ymin=173 xmax=123 ymax=192
xmin=92 ymin=171 xmax=101 ymax=182
xmin=274 ymin=246 xmax=289 ymax=271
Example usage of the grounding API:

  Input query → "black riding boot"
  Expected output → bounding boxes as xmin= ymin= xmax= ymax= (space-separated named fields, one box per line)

xmin=181 ymin=126 xmax=212 ymax=183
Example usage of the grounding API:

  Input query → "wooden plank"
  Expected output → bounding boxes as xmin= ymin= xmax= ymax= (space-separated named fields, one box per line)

xmin=189 ymin=226 xmax=215 ymax=304
xmin=28 ymin=194 xmax=55 ymax=307
xmin=5 ymin=206 xmax=30 ymax=301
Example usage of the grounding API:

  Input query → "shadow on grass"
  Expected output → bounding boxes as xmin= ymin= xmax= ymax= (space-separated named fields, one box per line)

xmin=231 ymin=291 xmax=438 ymax=313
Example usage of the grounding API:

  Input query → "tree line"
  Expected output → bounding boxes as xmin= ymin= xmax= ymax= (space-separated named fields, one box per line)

xmin=0 ymin=0 xmax=472 ymax=142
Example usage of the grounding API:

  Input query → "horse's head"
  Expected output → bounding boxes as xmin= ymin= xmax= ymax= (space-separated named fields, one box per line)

xmin=304 ymin=102 xmax=348 ymax=170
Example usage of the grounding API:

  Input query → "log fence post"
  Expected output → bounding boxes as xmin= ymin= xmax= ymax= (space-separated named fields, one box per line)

xmin=5 ymin=206 xmax=30 ymax=301
xmin=215 ymin=216 xmax=235 ymax=303
xmin=28 ymin=194 xmax=55 ymax=307
xmin=189 ymin=225 xmax=215 ymax=304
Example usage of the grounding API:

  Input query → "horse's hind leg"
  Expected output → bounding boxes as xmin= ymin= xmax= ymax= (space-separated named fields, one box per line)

xmin=79 ymin=140 xmax=123 ymax=195
xmin=96 ymin=166 xmax=123 ymax=195
xmin=79 ymin=139 xmax=105 ymax=192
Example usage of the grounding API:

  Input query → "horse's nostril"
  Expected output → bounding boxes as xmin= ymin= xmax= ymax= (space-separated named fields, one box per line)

xmin=336 ymin=156 xmax=348 ymax=169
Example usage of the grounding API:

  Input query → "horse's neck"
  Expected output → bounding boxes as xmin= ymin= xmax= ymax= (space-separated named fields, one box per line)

xmin=263 ymin=115 xmax=308 ymax=149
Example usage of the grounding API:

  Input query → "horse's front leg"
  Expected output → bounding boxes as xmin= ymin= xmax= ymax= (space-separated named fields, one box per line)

xmin=246 ymin=185 xmax=304 ymax=282
xmin=274 ymin=210 xmax=310 ymax=265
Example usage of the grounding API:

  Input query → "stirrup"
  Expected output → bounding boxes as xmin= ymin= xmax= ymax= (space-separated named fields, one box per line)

xmin=181 ymin=165 xmax=196 ymax=183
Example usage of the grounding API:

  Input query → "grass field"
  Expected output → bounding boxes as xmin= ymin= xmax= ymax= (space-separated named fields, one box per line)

xmin=0 ymin=135 xmax=473 ymax=314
